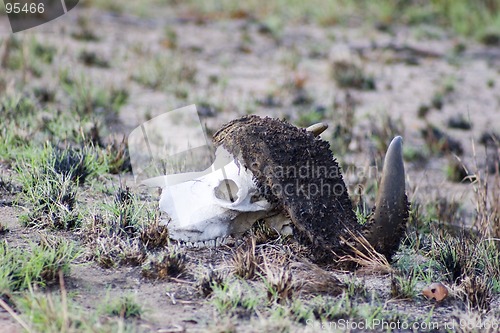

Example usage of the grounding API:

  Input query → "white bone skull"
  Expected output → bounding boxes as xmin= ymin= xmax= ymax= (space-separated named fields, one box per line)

xmin=153 ymin=146 xmax=290 ymax=245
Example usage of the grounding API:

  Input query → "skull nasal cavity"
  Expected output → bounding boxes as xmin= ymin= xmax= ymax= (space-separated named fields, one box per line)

xmin=215 ymin=179 xmax=239 ymax=202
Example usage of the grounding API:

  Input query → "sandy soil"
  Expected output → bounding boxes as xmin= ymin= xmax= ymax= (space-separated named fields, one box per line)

xmin=1 ymin=5 xmax=499 ymax=332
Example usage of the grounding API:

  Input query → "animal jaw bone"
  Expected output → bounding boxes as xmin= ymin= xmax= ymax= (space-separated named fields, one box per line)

xmin=157 ymin=115 xmax=408 ymax=261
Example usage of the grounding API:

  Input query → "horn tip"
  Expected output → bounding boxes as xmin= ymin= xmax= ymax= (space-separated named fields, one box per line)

xmin=390 ymin=136 xmax=403 ymax=147
xmin=306 ymin=122 xmax=329 ymax=137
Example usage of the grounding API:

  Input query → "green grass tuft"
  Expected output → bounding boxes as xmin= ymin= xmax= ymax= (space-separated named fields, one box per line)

xmin=102 ymin=295 xmax=143 ymax=319
xmin=15 ymin=144 xmax=105 ymax=230
xmin=0 ymin=238 xmax=78 ymax=295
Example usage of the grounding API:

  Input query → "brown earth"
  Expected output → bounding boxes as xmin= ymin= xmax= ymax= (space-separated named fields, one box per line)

xmin=1 ymin=4 xmax=500 ymax=332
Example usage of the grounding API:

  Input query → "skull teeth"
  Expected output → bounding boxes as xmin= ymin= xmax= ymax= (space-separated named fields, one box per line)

xmin=178 ymin=237 xmax=227 ymax=248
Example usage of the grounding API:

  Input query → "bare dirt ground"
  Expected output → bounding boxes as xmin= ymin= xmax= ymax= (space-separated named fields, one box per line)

xmin=1 ymin=4 xmax=500 ymax=333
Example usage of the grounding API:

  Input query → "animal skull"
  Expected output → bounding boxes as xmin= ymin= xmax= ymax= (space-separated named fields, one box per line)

xmin=151 ymin=116 xmax=407 ymax=261
xmin=153 ymin=124 xmax=328 ymax=245
xmin=158 ymin=148 xmax=280 ymax=245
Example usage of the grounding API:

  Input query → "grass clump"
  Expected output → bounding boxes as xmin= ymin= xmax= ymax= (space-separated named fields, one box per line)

xmin=18 ymin=171 xmax=79 ymax=230
xmin=0 ymin=238 xmax=78 ymax=295
xmin=111 ymin=187 xmax=141 ymax=238
xmin=230 ymin=237 xmax=260 ymax=280
xmin=131 ymin=52 xmax=197 ymax=93
xmin=431 ymin=233 xmax=499 ymax=310
xmin=83 ymin=187 xmax=166 ymax=268
xmin=390 ymin=271 xmax=418 ymax=299
xmin=78 ymin=50 xmax=110 ymax=68
xmin=261 ymin=263 xmax=294 ymax=304
xmin=448 ymin=114 xmax=472 ymax=130
xmin=248 ymin=219 xmax=281 ymax=244
xmin=460 ymin=273 xmax=494 ymax=310
xmin=198 ymin=269 xmax=226 ymax=297
xmin=344 ymin=276 xmax=368 ymax=300
xmin=433 ymin=235 xmax=474 ymax=283
xmin=210 ymin=280 xmax=260 ymax=319
xmin=16 ymin=144 xmax=104 ymax=230
xmin=61 ymin=73 xmax=128 ymax=117
xmin=93 ymin=235 xmax=146 ymax=268
xmin=331 ymin=60 xmax=375 ymax=90
xmin=15 ymin=291 xmax=85 ymax=333
xmin=103 ymin=135 xmax=132 ymax=174
xmin=87 ymin=186 xmax=143 ymax=241
xmin=102 ymin=295 xmax=143 ymax=319
xmin=51 ymin=146 xmax=102 ymax=185
xmin=139 ymin=219 xmax=170 ymax=251
xmin=13 ymin=289 xmax=142 ymax=332
xmin=141 ymin=249 xmax=187 ymax=280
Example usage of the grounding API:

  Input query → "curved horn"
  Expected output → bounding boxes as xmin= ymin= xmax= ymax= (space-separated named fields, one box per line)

xmin=364 ymin=136 xmax=408 ymax=259
xmin=306 ymin=123 xmax=328 ymax=137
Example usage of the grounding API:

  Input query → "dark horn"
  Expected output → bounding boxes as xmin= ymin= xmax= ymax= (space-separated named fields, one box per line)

xmin=364 ymin=136 xmax=409 ymax=259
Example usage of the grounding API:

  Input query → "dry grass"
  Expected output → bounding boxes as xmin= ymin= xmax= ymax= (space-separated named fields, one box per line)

xmin=290 ymin=261 xmax=345 ymax=296
xmin=139 ymin=218 xmax=170 ymax=251
xmin=230 ymin=237 xmax=260 ymax=279
xmin=249 ymin=220 xmax=281 ymax=244
xmin=141 ymin=249 xmax=188 ymax=280
xmin=338 ymin=230 xmax=394 ymax=275
xmin=459 ymin=273 xmax=493 ymax=311
xmin=261 ymin=255 xmax=295 ymax=304
xmin=198 ymin=268 xmax=226 ymax=297
xmin=471 ymin=151 xmax=500 ymax=239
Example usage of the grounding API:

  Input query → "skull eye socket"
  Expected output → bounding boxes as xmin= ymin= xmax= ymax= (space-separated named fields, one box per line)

xmin=214 ymin=179 xmax=239 ymax=203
